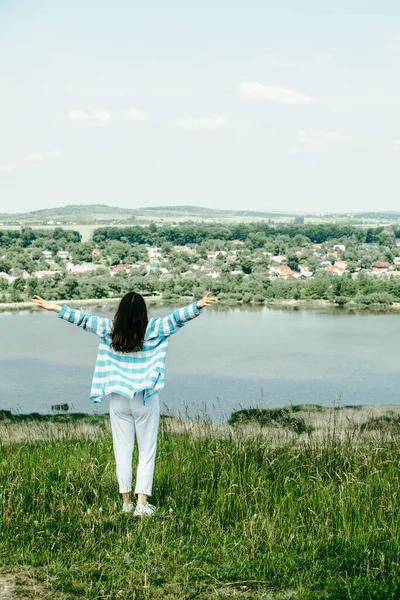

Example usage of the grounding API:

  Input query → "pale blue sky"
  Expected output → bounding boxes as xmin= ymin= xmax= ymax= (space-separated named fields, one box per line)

xmin=0 ymin=0 xmax=399 ymax=213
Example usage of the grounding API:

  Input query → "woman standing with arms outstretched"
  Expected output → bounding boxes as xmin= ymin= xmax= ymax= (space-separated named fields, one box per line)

xmin=31 ymin=291 xmax=217 ymax=516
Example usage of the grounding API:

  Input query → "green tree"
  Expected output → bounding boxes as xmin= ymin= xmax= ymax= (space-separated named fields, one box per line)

xmin=27 ymin=277 xmax=39 ymax=296
xmin=13 ymin=277 xmax=25 ymax=292
xmin=287 ymin=255 xmax=300 ymax=272
xmin=0 ymin=259 xmax=12 ymax=274
xmin=241 ymin=258 xmax=252 ymax=275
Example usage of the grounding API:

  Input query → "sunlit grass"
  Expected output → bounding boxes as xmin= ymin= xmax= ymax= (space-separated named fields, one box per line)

xmin=0 ymin=406 xmax=400 ymax=599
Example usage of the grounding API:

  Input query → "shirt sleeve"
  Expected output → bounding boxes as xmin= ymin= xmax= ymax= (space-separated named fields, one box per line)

xmin=58 ymin=304 xmax=112 ymax=338
xmin=151 ymin=302 xmax=203 ymax=337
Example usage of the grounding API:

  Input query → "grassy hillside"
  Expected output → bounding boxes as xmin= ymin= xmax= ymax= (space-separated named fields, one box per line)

xmin=136 ymin=205 xmax=302 ymax=219
xmin=1 ymin=203 xmax=400 ymax=226
xmin=0 ymin=203 xmax=299 ymax=224
xmin=1 ymin=404 xmax=400 ymax=599
xmin=0 ymin=204 xmax=138 ymax=224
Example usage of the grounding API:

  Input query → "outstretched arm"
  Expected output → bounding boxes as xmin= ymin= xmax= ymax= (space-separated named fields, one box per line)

xmin=31 ymin=295 xmax=112 ymax=338
xmin=31 ymin=296 xmax=62 ymax=313
xmin=152 ymin=291 xmax=217 ymax=337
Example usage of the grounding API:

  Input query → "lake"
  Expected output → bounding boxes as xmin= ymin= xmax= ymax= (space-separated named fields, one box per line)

xmin=0 ymin=305 xmax=399 ymax=421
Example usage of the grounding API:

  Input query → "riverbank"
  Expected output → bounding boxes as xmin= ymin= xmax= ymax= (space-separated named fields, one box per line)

xmin=1 ymin=404 xmax=399 ymax=599
xmin=1 ymin=403 xmax=400 ymax=444
xmin=2 ymin=295 xmax=400 ymax=313
xmin=0 ymin=296 xmax=165 ymax=313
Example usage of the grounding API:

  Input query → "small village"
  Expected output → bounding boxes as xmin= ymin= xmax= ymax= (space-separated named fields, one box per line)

xmin=1 ymin=238 xmax=400 ymax=286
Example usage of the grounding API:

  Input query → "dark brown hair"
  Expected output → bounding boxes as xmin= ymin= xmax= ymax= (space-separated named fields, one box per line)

xmin=110 ymin=291 xmax=148 ymax=353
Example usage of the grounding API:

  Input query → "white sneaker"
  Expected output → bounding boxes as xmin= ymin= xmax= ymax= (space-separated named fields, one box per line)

xmin=122 ymin=502 xmax=134 ymax=514
xmin=133 ymin=502 xmax=156 ymax=517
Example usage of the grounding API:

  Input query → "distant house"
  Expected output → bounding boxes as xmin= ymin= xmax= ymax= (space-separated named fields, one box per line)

xmin=184 ymin=243 xmax=198 ymax=251
xmin=33 ymin=270 xmax=61 ymax=279
xmin=0 ymin=272 xmax=14 ymax=283
xmin=232 ymin=239 xmax=245 ymax=245
xmin=269 ymin=265 xmax=297 ymax=278
xmin=319 ymin=260 xmax=332 ymax=268
xmin=299 ymin=269 xmax=314 ymax=279
xmin=66 ymin=262 xmax=97 ymax=274
xmin=147 ymin=246 xmax=162 ymax=259
xmin=205 ymin=268 xmax=221 ymax=278
xmin=394 ymin=257 xmax=400 ymax=265
xmin=371 ymin=261 xmax=390 ymax=273
xmin=111 ymin=264 xmax=131 ymax=275
xmin=57 ymin=250 xmax=71 ymax=259
xmin=206 ymin=250 xmax=217 ymax=259
xmin=324 ymin=265 xmax=345 ymax=276
xmin=42 ymin=250 xmax=52 ymax=259
xmin=92 ymin=248 xmax=101 ymax=256
xmin=333 ymin=244 xmax=346 ymax=251
xmin=230 ymin=270 xmax=244 ymax=275
xmin=331 ymin=261 xmax=348 ymax=274
xmin=146 ymin=264 xmax=169 ymax=274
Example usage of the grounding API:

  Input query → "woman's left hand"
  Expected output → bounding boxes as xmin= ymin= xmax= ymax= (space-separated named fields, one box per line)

xmin=197 ymin=291 xmax=218 ymax=309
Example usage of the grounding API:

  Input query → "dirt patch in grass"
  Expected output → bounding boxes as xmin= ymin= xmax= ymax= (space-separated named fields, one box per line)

xmin=0 ymin=573 xmax=15 ymax=599
xmin=0 ymin=570 xmax=69 ymax=600
xmin=213 ymin=586 xmax=299 ymax=599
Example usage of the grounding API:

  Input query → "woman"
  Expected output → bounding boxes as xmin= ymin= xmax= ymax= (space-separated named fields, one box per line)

xmin=31 ymin=291 xmax=217 ymax=516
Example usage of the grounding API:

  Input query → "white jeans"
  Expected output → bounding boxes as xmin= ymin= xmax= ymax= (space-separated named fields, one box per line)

xmin=109 ymin=391 xmax=160 ymax=496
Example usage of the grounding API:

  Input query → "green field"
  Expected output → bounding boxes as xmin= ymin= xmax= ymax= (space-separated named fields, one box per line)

xmin=1 ymin=204 xmax=400 ymax=242
xmin=1 ymin=404 xmax=400 ymax=599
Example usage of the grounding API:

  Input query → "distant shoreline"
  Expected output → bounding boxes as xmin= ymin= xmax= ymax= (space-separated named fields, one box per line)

xmin=1 ymin=296 xmax=400 ymax=314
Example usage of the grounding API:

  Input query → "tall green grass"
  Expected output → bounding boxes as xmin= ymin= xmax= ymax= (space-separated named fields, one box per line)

xmin=0 ymin=409 xmax=400 ymax=599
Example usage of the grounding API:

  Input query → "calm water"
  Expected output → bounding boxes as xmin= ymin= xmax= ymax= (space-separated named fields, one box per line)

xmin=0 ymin=306 xmax=399 ymax=421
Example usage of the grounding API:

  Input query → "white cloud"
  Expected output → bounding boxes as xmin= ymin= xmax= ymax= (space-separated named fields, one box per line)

xmin=127 ymin=107 xmax=146 ymax=121
xmin=240 ymin=82 xmax=312 ymax=105
xmin=26 ymin=150 xmax=63 ymax=162
xmin=68 ymin=109 xmax=111 ymax=126
xmin=287 ymin=147 xmax=300 ymax=155
xmin=297 ymin=130 xmax=350 ymax=145
xmin=68 ymin=109 xmax=89 ymax=122
xmin=0 ymin=164 xmax=15 ymax=172
xmin=175 ymin=114 xmax=230 ymax=131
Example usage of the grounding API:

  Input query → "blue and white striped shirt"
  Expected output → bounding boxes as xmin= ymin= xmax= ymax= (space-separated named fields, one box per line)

xmin=58 ymin=302 xmax=203 ymax=405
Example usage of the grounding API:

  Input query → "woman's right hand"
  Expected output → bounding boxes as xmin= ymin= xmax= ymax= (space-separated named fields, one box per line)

xmin=31 ymin=295 xmax=62 ymax=313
